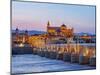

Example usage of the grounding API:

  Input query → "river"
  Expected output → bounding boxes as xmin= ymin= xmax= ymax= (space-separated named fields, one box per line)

xmin=11 ymin=54 xmax=95 ymax=74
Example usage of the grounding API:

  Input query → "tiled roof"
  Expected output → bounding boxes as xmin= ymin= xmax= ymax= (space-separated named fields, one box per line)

xmin=48 ymin=27 xmax=60 ymax=32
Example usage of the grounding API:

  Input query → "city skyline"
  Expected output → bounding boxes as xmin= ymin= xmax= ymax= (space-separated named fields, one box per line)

xmin=12 ymin=1 xmax=96 ymax=34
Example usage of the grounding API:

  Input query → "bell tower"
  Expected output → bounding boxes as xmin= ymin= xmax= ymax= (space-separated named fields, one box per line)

xmin=15 ymin=27 xmax=19 ymax=41
xmin=47 ymin=21 xmax=50 ymax=27
xmin=47 ymin=21 xmax=50 ymax=34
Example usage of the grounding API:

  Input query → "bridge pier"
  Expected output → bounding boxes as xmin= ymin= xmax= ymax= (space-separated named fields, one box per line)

xmin=37 ymin=49 xmax=41 ymax=56
xmin=79 ymin=55 xmax=89 ymax=65
xmin=39 ymin=49 xmax=45 ymax=57
xmin=50 ymin=51 xmax=57 ymax=59
xmin=33 ymin=48 xmax=38 ymax=55
xmin=71 ymin=53 xmax=79 ymax=63
xmin=89 ymin=57 xmax=96 ymax=66
xmin=45 ymin=51 xmax=50 ymax=58
xmin=35 ymin=48 xmax=45 ymax=57
xmin=63 ymin=53 xmax=71 ymax=62
xmin=39 ymin=50 xmax=43 ymax=57
xmin=57 ymin=52 xmax=63 ymax=60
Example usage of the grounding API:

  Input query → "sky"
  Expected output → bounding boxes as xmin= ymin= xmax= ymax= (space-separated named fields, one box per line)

xmin=12 ymin=1 xmax=96 ymax=34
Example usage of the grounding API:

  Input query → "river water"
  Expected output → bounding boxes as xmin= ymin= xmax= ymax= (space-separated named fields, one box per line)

xmin=11 ymin=54 xmax=95 ymax=74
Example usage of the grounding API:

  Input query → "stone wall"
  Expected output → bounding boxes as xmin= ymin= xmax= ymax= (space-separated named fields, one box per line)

xmin=12 ymin=47 xmax=33 ymax=55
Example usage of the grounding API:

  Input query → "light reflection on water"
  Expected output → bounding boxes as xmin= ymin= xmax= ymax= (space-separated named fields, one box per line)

xmin=12 ymin=54 xmax=95 ymax=74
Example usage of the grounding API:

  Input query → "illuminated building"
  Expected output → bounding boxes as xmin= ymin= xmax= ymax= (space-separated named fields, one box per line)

xmin=47 ymin=21 xmax=74 ymax=37
xmin=46 ymin=21 xmax=74 ymax=44
xmin=12 ymin=28 xmax=29 ymax=47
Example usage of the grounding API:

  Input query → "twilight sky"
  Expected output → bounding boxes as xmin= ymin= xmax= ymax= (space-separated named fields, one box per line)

xmin=12 ymin=1 xmax=96 ymax=33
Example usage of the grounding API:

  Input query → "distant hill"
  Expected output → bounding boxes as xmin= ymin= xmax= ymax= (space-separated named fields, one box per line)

xmin=74 ymin=32 xmax=95 ymax=36
xmin=12 ymin=30 xmax=95 ymax=36
xmin=28 ymin=30 xmax=46 ymax=35
xmin=12 ymin=30 xmax=46 ymax=35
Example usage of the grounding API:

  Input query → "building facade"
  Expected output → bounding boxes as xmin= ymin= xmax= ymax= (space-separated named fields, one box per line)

xmin=12 ymin=28 xmax=29 ymax=47
xmin=46 ymin=21 xmax=74 ymax=44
